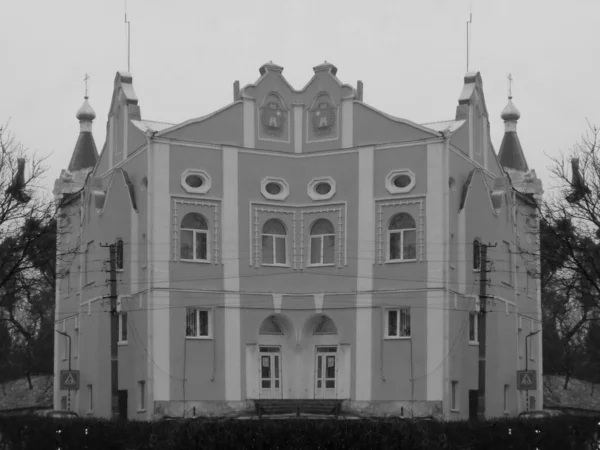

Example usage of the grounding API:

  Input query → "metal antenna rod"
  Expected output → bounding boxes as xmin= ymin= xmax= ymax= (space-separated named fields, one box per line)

xmin=466 ymin=13 xmax=473 ymax=72
xmin=508 ymin=73 xmax=513 ymax=99
xmin=125 ymin=0 xmax=131 ymax=72
xmin=84 ymin=73 xmax=90 ymax=98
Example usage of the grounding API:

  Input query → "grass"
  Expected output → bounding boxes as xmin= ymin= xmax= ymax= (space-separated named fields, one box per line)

xmin=0 ymin=375 xmax=53 ymax=410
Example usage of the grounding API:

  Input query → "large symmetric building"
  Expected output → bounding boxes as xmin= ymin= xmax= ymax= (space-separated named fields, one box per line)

xmin=53 ymin=62 xmax=543 ymax=420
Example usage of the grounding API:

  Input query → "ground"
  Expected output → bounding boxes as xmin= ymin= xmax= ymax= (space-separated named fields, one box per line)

xmin=0 ymin=374 xmax=598 ymax=413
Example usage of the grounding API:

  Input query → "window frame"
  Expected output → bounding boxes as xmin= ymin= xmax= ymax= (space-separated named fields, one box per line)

xmin=138 ymin=381 xmax=146 ymax=412
xmin=185 ymin=308 xmax=212 ymax=339
xmin=60 ymin=321 xmax=67 ymax=360
xmin=451 ymin=380 xmax=459 ymax=412
xmin=473 ymin=239 xmax=481 ymax=272
xmin=261 ymin=219 xmax=288 ymax=267
xmin=179 ymin=213 xmax=210 ymax=263
xmin=387 ymin=213 xmax=417 ymax=263
xmin=503 ymin=384 xmax=510 ymax=414
xmin=385 ymin=308 xmax=411 ymax=339
xmin=87 ymin=384 xmax=93 ymax=414
xmin=118 ymin=312 xmax=128 ymax=345
xmin=385 ymin=169 xmax=416 ymax=194
xmin=181 ymin=169 xmax=211 ymax=194
xmin=308 ymin=219 xmax=336 ymax=267
xmin=116 ymin=239 xmax=124 ymax=272
xmin=469 ymin=312 xmax=479 ymax=345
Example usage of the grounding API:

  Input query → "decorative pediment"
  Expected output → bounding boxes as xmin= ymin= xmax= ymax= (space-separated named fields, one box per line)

xmin=257 ymin=93 xmax=290 ymax=143
xmin=307 ymin=93 xmax=339 ymax=142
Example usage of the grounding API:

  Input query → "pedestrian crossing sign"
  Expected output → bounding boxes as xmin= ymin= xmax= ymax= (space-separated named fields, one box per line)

xmin=517 ymin=370 xmax=537 ymax=390
xmin=60 ymin=370 xmax=80 ymax=391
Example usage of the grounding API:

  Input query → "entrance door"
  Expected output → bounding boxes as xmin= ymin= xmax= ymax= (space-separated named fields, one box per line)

xmin=468 ymin=390 xmax=478 ymax=422
xmin=315 ymin=346 xmax=337 ymax=399
xmin=259 ymin=346 xmax=282 ymax=399
xmin=118 ymin=390 xmax=128 ymax=421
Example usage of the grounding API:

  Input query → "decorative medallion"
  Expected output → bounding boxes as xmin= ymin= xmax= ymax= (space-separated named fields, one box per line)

xmin=260 ymin=99 xmax=286 ymax=137
xmin=310 ymin=98 xmax=336 ymax=136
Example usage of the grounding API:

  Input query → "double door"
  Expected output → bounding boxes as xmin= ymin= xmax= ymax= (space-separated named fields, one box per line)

xmin=259 ymin=346 xmax=282 ymax=399
xmin=315 ymin=346 xmax=337 ymax=399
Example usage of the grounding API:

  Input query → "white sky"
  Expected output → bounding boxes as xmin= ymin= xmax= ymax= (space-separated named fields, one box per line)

xmin=1 ymin=0 xmax=599 ymax=195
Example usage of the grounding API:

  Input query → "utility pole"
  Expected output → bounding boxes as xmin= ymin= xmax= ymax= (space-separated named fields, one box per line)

xmin=101 ymin=243 xmax=119 ymax=420
xmin=477 ymin=243 xmax=495 ymax=422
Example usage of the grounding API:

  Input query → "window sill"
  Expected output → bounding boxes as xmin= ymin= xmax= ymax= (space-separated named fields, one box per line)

xmin=385 ymin=259 xmax=417 ymax=264
xmin=307 ymin=263 xmax=336 ymax=268
xmin=86 ymin=411 xmax=93 ymax=416
xmin=118 ymin=341 xmax=128 ymax=346
xmin=473 ymin=269 xmax=480 ymax=273
xmin=137 ymin=409 xmax=146 ymax=413
xmin=186 ymin=336 xmax=213 ymax=340
xmin=117 ymin=269 xmax=124 ymax=273
xmin=261 ymin=263 xmax=291 ymax=268
xmin=450 ymin=409 xmax=460 ymax=413
xmin=385 ymin=336 xmax=411 ymax=340
xmin=180 ymin=259 xmax=212 ymax=264
xmin=469 ymin=341 xmax=479 ymax=346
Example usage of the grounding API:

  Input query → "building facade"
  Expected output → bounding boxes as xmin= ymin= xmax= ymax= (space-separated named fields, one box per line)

xmin=53 ymin=62 xmax=543 ymax=420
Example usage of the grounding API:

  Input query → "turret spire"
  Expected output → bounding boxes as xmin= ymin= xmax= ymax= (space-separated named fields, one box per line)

xmin=68 ymin=75 xmax=98 ymax=172
xmin=498 ymin=74 xmax=528 ymax=172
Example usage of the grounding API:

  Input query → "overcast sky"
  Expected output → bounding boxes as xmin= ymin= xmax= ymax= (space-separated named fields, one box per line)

xmin=1 ymin=0 xmax=599 ymax=195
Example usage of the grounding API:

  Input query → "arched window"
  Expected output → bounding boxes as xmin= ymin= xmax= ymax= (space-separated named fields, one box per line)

xmin=259 ymin=316 xmax=283 ymax=335
xmin=180 ymin=213 xmax=208 ymax=261
xmin=388 ymin=213 xmax=416 ymax=261
xmin=314 ymin=316 xmax=337 ymax=335
xmin=262 ymin=219 xmax=287 ymax=265
xmin=116 ymin=239 xmax=124 ymax=270
xmin=310 ymin=219 xmax=335 ymax=265
xmin=473 ymin=239 xmax=481 ymax=271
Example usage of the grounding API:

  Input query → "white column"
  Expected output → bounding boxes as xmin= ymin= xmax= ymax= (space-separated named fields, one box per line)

xmin=223 ymin=146 xmax=241 ymax=401
xmin=341 ymin=97 xmax=354 ymax=149
xmin=149 ymin=141 xmax=171 ymax=402
xmin=293 ymin=104 xmax=303 ymax=153
xmin=426 ymin=141 xmax=446 ymax=401
xmin=468 ymin=106 xmax=474 ymax=160
xmin=355 ymin=146 xmax=374 ymax=401
xmin=243 ymin=99 xmax=255 ymax=149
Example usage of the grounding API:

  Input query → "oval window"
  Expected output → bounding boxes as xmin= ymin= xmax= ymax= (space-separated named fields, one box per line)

xmin=185 ymin=175 xmax=204 ymax=188
xmin=315 ymin=182 xmax=331 ymax=195
xmin=393 ymin=174 xmax=412 ymax=188
xmin=265 ymin=182 xmax=282 ymax=195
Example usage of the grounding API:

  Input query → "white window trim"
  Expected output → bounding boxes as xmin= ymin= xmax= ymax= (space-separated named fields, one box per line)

xmin=260 ymin=177 xmax=290 ymax=201
xmin=181 ymin=169 xmax=211 ymax=195
xmin=118 ymin=312 xmax=128 ymax=345
xmin=386 ymin=229 xmax=417 ymax=263
xmin=138 ymin=380 xmax=146 ymax=412
xmin=385 ymin=169 xmax=416 ymax=195
xmin=469 ymin=312 xmax=479 ymax=345
xmin=308 ymin=233 xmax=336 ymax=267
xmin=503 ymin=384 xmax=510 ymax=414
xmin=384 ymin=308 xmax=411 ymax=339
xmin=116 ymin=239 xmax=124 ymax=272
xmin=87 ymin=384 xmax=93 ymax=414
xmin=307 ymin=176 xmax=336 ymax=201
xmin=261 ymin=233 xmax=289 ymax=267
xmin=180 ymin=228 xmax=210 ymax=263
xmin=185 ymin=308 xmax=213 ymax=339
xmin=451 ymin=380 xmax=459 ymax=412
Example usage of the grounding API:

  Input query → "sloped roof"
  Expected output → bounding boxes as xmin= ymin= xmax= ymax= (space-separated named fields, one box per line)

xmin=131 ymin=119 xmax=174 ymax=133
xmin=498 ymin=132 xmax=529 ymax=171
xmin=68 ymin=132 xmax=98 ymax=172
xmin=421 ymin=119 xmax=466 ymax=134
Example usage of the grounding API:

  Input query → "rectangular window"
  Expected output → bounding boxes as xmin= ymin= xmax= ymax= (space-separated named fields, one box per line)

xmin=138 ymin=381 xmax=146 ymax=411
xmin=180 ymin=230 xmax=208 ymax=261
xmin=118 ymin=312 xmax=128 ymax=343
xmin=87 ymin=385 xmax=93 ymax=412
xmin=180 ymin=230 xmax=194 ymax=260
xmin=389 ymin=230 xmax=417 ymax=261
xmin=116 ymin=240 xmax=124 ymax=271
xmin=469 ymin=313 xmax=478 ymax=343
xmin=451 ymin=381 xmax=459 ymax=411
xmin=262 ymin=235 xmax=287 ymax=265
xmin=186 ymin=309 xmax=210 ymax=338
xmin=61 ymin=321 xmax=67 ymax=360
xmin=310 ymin=235 xmax=335 ymax=265
xmin=387 ymin=309 xmax=411 ymax=338
xmin=504 ymin=384 xmax=509 ymax=412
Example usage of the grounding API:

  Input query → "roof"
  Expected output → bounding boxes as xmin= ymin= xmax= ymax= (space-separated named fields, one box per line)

xmin=498 ymin=131 xmax=529 ymax=171
xmin=421 ymin=119 xmax=466 ymax=133
xmin=131 ymin=119 xmax=174 ymax=133
xmin=68 ymin=131 xmax=98 ymax=172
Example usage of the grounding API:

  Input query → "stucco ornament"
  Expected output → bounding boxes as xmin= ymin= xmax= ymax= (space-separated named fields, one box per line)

xmin=260 ymin=100 xmax=286 ymax=137
xmin=310 ymin=97 xmax=336 ymax=136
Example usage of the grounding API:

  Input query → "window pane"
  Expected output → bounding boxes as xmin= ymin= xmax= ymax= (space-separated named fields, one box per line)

xmin=261 ymin=380 xmax=271 ymax=388
xmin=262 ymin=219 xmax=286 ymax=235
xmin=262 ymin=235 xmax=274 ymax=264
xmin=116 ymin=240 xmax=124 ymax=270
xmin=400 ymin=309 xmax=411 ymax=336
xmin=403 ymin=230 xmax=417 ymax=260
xmin=311 ymin=237 xmax=322 ymax=264
xmin=388 ymin=310 xmax=398 ymax=336
xmin=325 ymin=380 xmax=335 ymax=389
xmin=261 ymin=356 xmax=271 ymax=378
xmin=389 ymin=232 xmax=401 ymax=260
xmin=323 ymin=235 xmax=335 ymax=264
xmin=326 ymin=356 xmax=335 ymax=378
xmin=469 ymin=314 xmax=476 ymax=341
xmin=196 ymin=232 xmax=208 ymax=260
xmin=199 ymin=310 xmax=209 ymax=336
xmin=275 ymin=236 xmax=286 ymax=264
xmin=310 ymin=219 xmax=334 ymax=235
xmin=186 ymin=309 xmax=197 ymax=337
xmin=274 ymin=356 xmax=279 ymax=378
xmin=317 ymin=355 xmax=322 ymax=375
xmin=389 ymin=213 xmax=415 ymax=230
xmin=181 ymin=213 xmax=207 ymax=230
xmin=317 ymin=380 xmax=322 ymax=388
xmin=180 ymin=230 xmax=193 ymax=260
xmin=473 ymin=240 xmax=481 ymax=270
xmin=122 ymin=313 xmax=128 ymax=341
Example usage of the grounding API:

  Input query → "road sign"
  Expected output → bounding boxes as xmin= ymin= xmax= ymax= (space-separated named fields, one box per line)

xmin=517 ymin=370 xmax=537 ymax=390
xmin=60 ymin=370 xmax=80 ymax=391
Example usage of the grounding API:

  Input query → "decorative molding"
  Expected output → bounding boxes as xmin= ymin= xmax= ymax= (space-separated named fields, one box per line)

xmin=300 ymin=204 xmax=346 ymax=269
xmin=172 ymin=197 xmax=221 ymax=264
xmin=307 ymin=176 xmax=336 ymax=201
xmin=306 ymin=93 xmax=340 ymax=143
xmin=257 ymin=93 xmax=291 ymax=143
xmin=385 ymin=169 xmax=416 ymax=195
xmin=260 ymin=177 xmax=290 ymax=201
xmin=251 ymin=204 xmax=296 ymax=269
xmin=375 ymin=198 xmax=425 ymax=264
xmin=180 ymin=169 xmax=212 ymax=195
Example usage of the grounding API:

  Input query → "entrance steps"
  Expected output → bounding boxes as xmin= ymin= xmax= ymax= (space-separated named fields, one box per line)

xmin=254 ymin=399 xmax=343 ymax=417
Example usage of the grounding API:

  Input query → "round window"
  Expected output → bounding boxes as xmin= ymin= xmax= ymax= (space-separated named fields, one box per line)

xmin=265 ymin=182 xmax=282 ymax=195
xmin=185 ymin=174 xmax=204 ymax=188
xmin=315 ymin=182 xmax=331 ymax=195
xmin=393 ymin=174 xmax=412 ymax=188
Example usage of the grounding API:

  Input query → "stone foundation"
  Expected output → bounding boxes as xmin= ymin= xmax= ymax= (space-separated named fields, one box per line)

xmin=153 ymin=400 xmax=255 ymax=419
xmin=341 ymin=400 xmax=443 ymax=419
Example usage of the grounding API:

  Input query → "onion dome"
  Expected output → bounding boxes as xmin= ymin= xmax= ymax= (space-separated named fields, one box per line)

xmin=76 ymin=96 xmax=96 ymax=122
xmin=501 ymin=97 xmax=521 ymax=122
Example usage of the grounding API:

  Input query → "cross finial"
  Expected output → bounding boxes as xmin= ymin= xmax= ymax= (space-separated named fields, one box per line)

xmin=507 ymin=73 xmax=513 ymax=99
xmin=84 ymin=73 xmax=90 ymax=99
